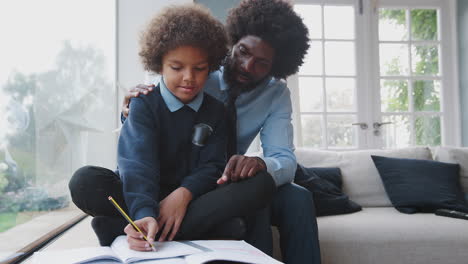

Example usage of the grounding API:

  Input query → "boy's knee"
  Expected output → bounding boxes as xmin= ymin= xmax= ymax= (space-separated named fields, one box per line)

xmin=68 ymin=166 xmax=98 ymax=195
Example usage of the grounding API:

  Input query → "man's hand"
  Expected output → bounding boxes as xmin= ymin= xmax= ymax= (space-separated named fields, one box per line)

xmin=157 ymin=187 xmax=193 ymax=242
xmin=217 ymin=155 xmax=267 ymax=185
xmin=122 ymin=84 xmax=155 ymax=117
xmin=124 ymin=216 xmax=158 ymax=251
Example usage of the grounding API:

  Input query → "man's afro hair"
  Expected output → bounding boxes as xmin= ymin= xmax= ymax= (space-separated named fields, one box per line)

xmin=226 ymin=0 xmax=310 ymax=79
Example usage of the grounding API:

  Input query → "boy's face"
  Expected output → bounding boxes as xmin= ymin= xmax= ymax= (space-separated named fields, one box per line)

xmin=161 ymin=46 xmax=210 ymax=104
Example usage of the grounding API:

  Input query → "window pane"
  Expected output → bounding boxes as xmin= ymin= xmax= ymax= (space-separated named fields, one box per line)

xmin=301 ymin=115 xmax=323 ymax=148
xmin=324 ymin=6 xmax=355 ymax=39
xmin=380 ymin=79 xmax=408 ymax=112
xmin=326 ymin=78 xmax=355 ymax=112
xmin=379 ymin=44 xmax=409 ymax=76
xmin=411 ymin=9 xmax=438 ymax=41
xmin=411 ymin=45 xmax=439 ymax=76
xmin=382 ymin=115 xmax=411 ymax=148
xmin=294 ymin=4 xmax=322 ymax=39
xmin=413 ymin=80 xmax=441 ymax=111
xmin=325 ymin=41 xmax=355 ymax=76
xmin=379 ymin=9 xmax=407 ymax=41
xmin=327 ymin=115 xmax=356 ymax=148
xmin=299 ymin=77 xmax=323 ymax=112
xmin=299 ymin=42 xmax=323 ymax=75
xmin=415 ymin=115 xmax=441 ymax=146
xmin=0 ymin=0 xmax=115 ymax=253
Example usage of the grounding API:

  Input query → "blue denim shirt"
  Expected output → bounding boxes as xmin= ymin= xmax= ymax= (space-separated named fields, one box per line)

xmin=203 ymin=68 xmax=297 ymax=186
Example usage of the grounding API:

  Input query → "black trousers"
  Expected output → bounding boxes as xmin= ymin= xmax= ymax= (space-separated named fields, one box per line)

xmin=68 ymin=166 xmax=276 ymax=242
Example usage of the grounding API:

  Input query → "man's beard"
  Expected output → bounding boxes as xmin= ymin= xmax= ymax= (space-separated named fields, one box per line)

xmin=223 ymin=55 xmax=268 ymax=94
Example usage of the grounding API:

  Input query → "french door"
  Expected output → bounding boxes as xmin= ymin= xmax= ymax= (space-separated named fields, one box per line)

xmin=289 ymin=0 xmax=460 ymax=150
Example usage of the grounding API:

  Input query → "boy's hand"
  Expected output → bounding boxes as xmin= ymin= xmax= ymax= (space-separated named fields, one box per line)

xmin=124 ymin=216 xmax=158 ymax=251
xmin=217 ymin=155 xmax=266 ymax=184
xmin=157 ymin=187 xmax=193 ymax=242
xmin=122 ymin=84 xmax=154 ymax=117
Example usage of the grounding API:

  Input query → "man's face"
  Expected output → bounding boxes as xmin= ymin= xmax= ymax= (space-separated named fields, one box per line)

xmin=224 ymin=35 xmax=275 ymax=91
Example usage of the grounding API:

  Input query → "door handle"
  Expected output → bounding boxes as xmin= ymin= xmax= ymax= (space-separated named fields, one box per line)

xmin=352 ymin=122 xmax=368 ymax=130
xmin=373 ymin=122 xmax=392 ymax=129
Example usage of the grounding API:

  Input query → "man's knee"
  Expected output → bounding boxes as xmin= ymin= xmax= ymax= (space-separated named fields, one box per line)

xmin=250 ymin=170 xmax=276 ymax=199
xmin=274 ymin=183 xmax=314 ymax=215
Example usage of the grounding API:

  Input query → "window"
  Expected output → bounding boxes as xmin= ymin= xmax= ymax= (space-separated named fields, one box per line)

xmin=290 ymin=0 xmax=460 ymax=149
xmin=0 ymin=0 xmax=115 ymax=255
xmin=292 ymin=2 xmax=359 ymax=149
xmin=378 ymin=8 xmax=442 ymax=147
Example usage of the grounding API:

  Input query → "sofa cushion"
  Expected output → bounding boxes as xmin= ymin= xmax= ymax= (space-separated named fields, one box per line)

xmin=315 ymin=207 xmax=468 ymax=264
xmin=432 ymin=147 xmax=468 ymax=193
xmin=295 ymin=147 xmax=432 ymax=207
xmin=294 ymin=165 xmax=362 ymax=216
xmin=371 ymin=155 xmax=468 ymax=213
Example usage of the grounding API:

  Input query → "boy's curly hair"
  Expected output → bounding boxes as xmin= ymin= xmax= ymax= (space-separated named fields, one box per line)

xmin=139 ymin=4 xmax=228 ymax=73
xmin=226 ymin=0 xmax=310 ymax=79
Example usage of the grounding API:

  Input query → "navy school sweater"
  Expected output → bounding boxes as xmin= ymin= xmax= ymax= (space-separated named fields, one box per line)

xmin=117 ymin=87 xmax=227 ymax=220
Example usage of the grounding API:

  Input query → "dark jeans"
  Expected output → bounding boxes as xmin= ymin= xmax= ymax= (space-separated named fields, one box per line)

xmin=69 ymin=166 xmax=276 ymax=241
xmin=248 ymin=183 xmax=322 ymax=264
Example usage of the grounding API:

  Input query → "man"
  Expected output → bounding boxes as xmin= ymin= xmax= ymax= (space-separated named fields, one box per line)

xmin=124 ymin=0 xmax=321 ymax=263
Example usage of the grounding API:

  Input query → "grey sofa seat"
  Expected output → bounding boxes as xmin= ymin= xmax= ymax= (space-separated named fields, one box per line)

xmin=317 ymin=207 xmax=468 ymax=264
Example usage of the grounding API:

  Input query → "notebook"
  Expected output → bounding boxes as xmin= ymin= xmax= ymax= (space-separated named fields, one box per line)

xmin=32 ymin=235 xmax=283 ymax=264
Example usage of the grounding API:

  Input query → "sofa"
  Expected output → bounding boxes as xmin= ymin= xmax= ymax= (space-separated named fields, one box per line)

xmin=272 ymin=146 xmax=468 ymax=264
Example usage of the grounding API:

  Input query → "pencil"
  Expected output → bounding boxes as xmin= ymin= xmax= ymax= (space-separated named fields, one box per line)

xmin=108 ymin=196 xmax=157 ymax=251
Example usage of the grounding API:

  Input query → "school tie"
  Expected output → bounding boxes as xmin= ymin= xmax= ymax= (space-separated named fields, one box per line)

xmin=226 ymin=88 xmax=241 ymax=159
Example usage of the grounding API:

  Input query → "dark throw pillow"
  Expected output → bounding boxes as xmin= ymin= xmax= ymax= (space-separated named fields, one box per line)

xmin=294 ymin=164 xmax=362 ymax=216
xmin=371 ymin=155 xmax=468 ymax=214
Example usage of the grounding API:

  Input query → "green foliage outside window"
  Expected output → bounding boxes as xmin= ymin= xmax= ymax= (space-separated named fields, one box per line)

xmin=380 ymin=9 xmax=441 ymax=146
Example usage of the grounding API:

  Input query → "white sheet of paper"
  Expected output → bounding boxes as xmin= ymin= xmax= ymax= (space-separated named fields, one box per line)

xmin=185 ymin=251 xmax=282 ymax=264
xmin=187 ymin=240 xmax=283 ymax=264
xmin=111 ymin=236 xmax=202 ymax=263
xmin=125 ymin=257 xmax=187 ymax=264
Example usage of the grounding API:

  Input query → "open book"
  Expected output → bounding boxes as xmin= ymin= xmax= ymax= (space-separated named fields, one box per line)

xmin=32 ymin=235 xmax=283 ymax=264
